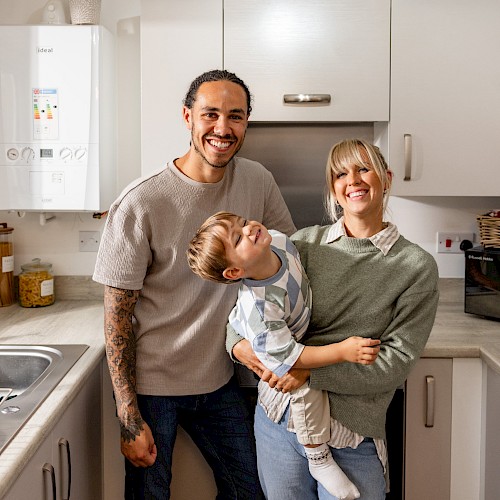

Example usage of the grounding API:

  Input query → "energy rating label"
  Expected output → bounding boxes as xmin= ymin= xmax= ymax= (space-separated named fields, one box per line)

xmin=32 ymin=88 xmax=59 ymax=140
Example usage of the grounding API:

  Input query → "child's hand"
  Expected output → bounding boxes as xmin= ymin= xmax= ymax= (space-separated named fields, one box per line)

xmin=340 ymin=337 xmax=381 ymax=365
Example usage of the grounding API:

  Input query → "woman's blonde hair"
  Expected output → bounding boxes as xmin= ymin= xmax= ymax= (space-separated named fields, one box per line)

xmin=187 ymin=211 xmax=240 ymax=284
xmin=325 ymin=139 xmax=392 ymax=221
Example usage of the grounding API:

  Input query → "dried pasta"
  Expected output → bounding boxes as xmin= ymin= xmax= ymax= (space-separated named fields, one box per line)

xmin=19 ymin=270 xmax=54 ymax=307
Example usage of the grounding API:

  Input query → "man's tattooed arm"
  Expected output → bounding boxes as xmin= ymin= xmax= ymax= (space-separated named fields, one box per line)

xmin=103 ymin=285 xmax=143 ymax=443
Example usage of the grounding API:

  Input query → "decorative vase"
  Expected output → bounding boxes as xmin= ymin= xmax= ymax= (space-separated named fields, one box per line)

xmin=69 ymin=0 xmax=101 ymax=25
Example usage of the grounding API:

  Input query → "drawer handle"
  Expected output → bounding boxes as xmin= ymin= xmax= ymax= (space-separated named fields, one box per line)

xmin=404 ymin=133 xmax=412 ymax=181
xmin=425 ymin=375 xmax=435 ymax=427
xmin=283 ymin=94 xmax=331 ymax=104
xmin=43 ymin=463 xmax=57 ymax=500
xmin=59 ymin=438 xmax=72 ymax=500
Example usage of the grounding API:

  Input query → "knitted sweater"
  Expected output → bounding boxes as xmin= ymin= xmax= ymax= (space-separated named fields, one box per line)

xmin=290 ymin=225 xmax=439 ymax=438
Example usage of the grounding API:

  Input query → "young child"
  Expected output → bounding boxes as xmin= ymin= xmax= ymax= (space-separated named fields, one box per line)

xmin=187 ymin=211 xmax=381 ymax=500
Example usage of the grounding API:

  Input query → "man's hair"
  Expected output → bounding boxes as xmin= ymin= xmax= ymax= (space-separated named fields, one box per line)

xmin=183 ymin=69 xmax=253 ymax=115
xmin=187 ymin=211 xmax=241 ymax=285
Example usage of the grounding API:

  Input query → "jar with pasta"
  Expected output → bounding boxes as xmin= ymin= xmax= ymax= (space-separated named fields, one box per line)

xmin=0 ymin=223 xmax=15 ymax=307
xmin=19 ymin=258 xmax=55 ymax=307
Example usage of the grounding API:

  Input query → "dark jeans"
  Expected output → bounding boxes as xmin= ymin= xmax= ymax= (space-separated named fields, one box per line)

xmin=124 ymin=377 xmax=263 ymax=499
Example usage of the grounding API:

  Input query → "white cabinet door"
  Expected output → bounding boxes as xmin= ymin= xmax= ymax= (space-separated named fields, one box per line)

xmin=3 ymin=364 xmax=102 ymax=500
xmin=405 ymin=358 xmax=452 ymax=500
xmin=52 ymin=366 xmax=101 ymax=500
xmin=485 ymin=365 xmax=500 ymax=498
xmin=383 ymin=0 xmax=500 ymax=195
xmin=3 ymin=438 xmax=53 ymax=500
xmin=224 ymin=0 xmax=390 ymax=122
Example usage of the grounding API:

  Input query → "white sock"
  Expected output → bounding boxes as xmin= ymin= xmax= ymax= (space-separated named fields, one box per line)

xmin=304 ymin=443 xmax=360 ymax=500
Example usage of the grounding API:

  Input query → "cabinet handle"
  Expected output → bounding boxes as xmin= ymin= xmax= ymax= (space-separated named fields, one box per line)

xmin=58 ymin=438 xmax=72 ymax=500
xmin=425 ymin=375 xmax=435 ymax=427
xmin=42 ymin=463 xmax=56 ymax=500
xmin=283 ymin=94 xmax=331 ymax=104
xmin=404 ymin=134 xmax=412 ymax=181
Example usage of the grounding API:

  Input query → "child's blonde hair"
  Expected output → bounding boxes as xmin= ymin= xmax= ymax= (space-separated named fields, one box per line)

xmin=187 ymin=211 xmax=241 ymax=284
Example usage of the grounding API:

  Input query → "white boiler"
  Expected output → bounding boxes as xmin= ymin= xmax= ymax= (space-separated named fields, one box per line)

xmin=0 ymin=25 xmax=115 ymax=211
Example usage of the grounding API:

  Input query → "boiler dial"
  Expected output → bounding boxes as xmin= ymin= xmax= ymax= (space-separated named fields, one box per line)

xmin=20 ymin=147 xmax=35 ymax=161
xmin=59 ymin=147 xmax=72 ymax=160
xmin=74 ymin=148 xmax=87 ymax=160
xmin=7 ymin=148 xmax=19 ymax=160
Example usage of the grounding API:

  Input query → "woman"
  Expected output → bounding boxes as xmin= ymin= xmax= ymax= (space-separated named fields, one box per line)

xmin=230 ymin=139 xmax=439 ymax=499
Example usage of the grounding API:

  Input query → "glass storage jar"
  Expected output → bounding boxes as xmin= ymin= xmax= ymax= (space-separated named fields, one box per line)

xmin=0 ymin=223 xmax=15 ymax=307
xmin=19 ymin=258 xmax=55 ymax=307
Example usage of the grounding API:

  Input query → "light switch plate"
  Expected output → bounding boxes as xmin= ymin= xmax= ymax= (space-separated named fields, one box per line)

xmin=79 ymin=231 xmax=100 ymax=252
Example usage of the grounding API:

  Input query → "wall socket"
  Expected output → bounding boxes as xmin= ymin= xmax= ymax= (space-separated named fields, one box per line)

xmin=79 ymin=231 xmax=101 ymax=252
xmin=436 ymin=232 xmax=474 ymax=254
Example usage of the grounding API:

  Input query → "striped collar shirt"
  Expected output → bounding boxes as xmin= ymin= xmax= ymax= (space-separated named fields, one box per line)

xmin=326 ymin=217 xmax=400 ymax=255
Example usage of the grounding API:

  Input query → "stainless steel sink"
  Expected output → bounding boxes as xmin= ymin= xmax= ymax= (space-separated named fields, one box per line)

xmin=0 ymin=344 xmax=89 ymax=454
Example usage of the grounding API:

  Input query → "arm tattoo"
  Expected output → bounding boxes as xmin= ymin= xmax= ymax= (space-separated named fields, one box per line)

xmin=104 ymin=285 xmax=144 ymax=442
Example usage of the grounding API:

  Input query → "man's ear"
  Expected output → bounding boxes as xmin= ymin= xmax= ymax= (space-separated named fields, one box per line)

xmin=222 ymin=267 xmax=245 ymax=281
xmin=182 ymin=106 xmax=192 ymax=130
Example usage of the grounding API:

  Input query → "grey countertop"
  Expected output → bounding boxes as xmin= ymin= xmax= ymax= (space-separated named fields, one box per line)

xmin=0 ymin=278 xmax=499 ymax=496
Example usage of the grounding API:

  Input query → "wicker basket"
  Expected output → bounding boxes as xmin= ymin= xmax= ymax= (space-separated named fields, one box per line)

xmin=477 ymin=211 xmax=500 ymax=248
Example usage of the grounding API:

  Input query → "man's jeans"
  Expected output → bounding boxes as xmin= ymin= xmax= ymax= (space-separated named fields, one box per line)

xmin=124 ymin=377 xmax=263 ymax=499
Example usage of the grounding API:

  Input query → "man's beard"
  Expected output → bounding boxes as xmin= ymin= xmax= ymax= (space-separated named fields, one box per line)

xmin=191 ymin=127 xmax=245 ymax=169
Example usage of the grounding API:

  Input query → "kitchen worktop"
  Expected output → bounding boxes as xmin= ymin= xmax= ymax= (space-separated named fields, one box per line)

xmin=0 ymin=278 xmax=499 ymax=497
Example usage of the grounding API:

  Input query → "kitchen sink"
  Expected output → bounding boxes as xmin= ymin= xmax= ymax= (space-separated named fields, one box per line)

xmin=0 ymin=344 xmax=89 ymax=454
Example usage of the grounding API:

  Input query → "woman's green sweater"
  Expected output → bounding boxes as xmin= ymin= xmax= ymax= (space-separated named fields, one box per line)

xmin=291 ymin=225 xmax=439 ymax=439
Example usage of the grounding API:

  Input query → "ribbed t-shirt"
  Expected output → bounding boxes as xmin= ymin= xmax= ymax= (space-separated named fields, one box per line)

xmin=93 ymin=158 xmax=296 ymax=395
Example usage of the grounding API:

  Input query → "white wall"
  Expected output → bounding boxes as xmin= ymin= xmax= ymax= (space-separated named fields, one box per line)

xmin=1 ymin=0 xmax=499 ymax=277
xmin=0 ymin=0 xmax=141 ymax=275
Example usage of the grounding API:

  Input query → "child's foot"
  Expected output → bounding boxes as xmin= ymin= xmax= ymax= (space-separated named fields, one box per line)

xmin=305 ymin=444 xmax=360 ymax=500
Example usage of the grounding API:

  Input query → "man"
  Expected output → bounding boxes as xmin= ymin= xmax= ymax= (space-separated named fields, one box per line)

xmin=93 ymin=69 xmax=296 ymax=499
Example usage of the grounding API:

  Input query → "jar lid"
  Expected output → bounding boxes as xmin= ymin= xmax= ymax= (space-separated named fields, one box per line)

xmin=0 ymin=223 xmax=14 ymax=234
xmin=21 ymin=258 xmax=52 ymax=272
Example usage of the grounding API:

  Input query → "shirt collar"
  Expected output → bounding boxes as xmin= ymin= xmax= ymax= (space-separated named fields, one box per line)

xmin=326 ymin=217 xmax=400 ymax=256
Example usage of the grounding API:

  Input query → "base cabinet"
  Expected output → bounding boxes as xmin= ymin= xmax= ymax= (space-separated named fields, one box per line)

xmin=4 ymin=364 xmax=102 ymax=500
xmin=404 ymin=358 xmax=452 ymax=500
xmin=485 ymin=365 xmax=500 ymax=498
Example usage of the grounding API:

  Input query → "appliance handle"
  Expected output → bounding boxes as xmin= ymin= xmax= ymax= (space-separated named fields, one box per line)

xmin=283 ymin=94 xmax=331 ymax=104
xmin=425 ymin=375 xmax=435 ymax=427
xmin=404 ymin=133 xmax=412 ymax=181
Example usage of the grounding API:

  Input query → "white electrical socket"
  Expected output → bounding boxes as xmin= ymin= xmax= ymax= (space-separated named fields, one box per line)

xmin=436 ymin=232 xmax=474 ymax=254
xmin=79 ymin=231 xmax=101 ymax=252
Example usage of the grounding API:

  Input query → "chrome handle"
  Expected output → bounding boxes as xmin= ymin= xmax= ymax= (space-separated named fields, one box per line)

xmin=425 ymin=375 xmax=435 ymax=427
xmin=43 ymin=463 xmax=56 ymax=500
xmin=404 ymin=134 xmax=412 ymax=181
xmin=283 ymin=94 xmax=331 ymax=104
xmin=59 ymin=438 xmax=72 ymax=500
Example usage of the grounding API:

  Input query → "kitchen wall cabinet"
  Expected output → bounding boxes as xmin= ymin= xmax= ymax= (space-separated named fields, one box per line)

xmin=376 ymin=0 xmax=500 ymax=196
xmin=404 ymin=358 xmax=452 ymax=500
xmin=224 ymin=0 xmax=390 ymax=122
xmin=141 ymin=0 xmax=390 ymax=172
xmin=4 ymin=364 xmax=102 ymax=500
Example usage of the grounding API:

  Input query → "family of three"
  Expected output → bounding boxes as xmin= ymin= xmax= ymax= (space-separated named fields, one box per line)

xmin=93 ymin=69 xmax=439 ymax=499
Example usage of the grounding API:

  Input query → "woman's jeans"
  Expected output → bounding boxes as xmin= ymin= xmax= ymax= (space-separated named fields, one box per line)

xmin=255 ymin=403 xmax=386 ymax=500
xmin=124 ymin=377 xmax=263 ymax=499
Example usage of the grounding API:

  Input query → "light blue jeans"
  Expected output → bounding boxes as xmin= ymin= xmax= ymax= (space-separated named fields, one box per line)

xmin=254 ymin=403 xmax=386 ymax=500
